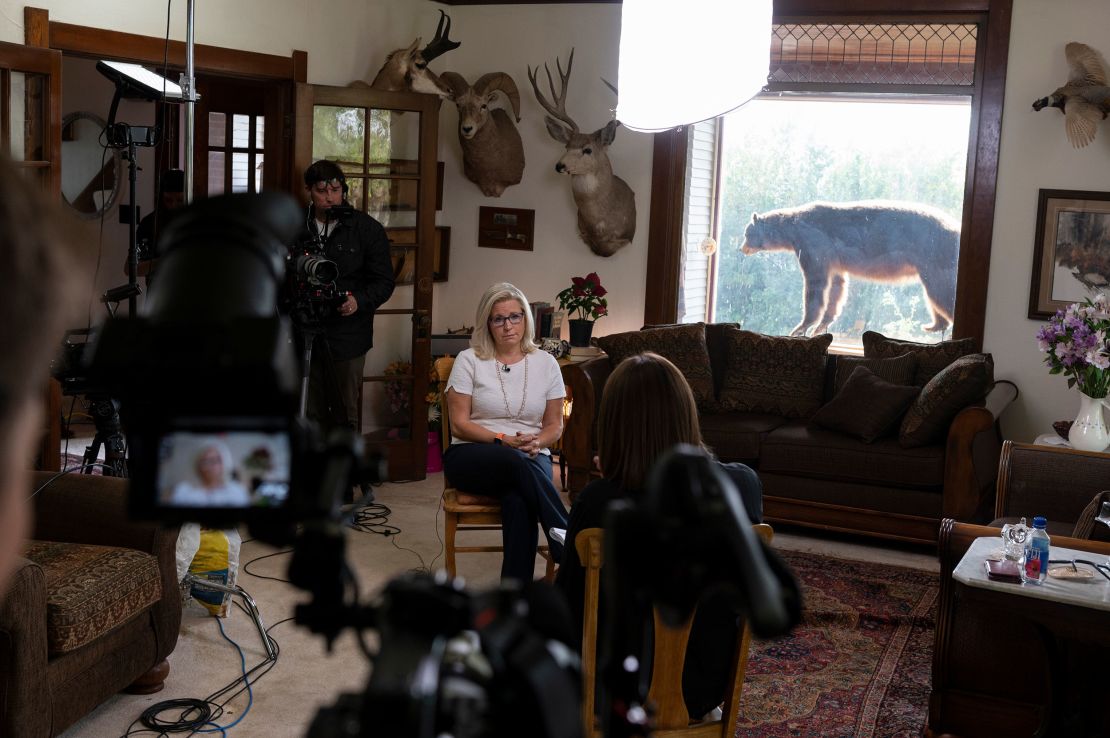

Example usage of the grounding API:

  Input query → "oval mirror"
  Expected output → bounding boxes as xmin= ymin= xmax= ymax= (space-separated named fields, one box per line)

xmin=61 ymin=111 xmax=122 ymax=218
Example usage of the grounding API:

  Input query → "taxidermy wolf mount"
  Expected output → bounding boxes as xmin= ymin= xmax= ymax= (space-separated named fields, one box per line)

xmin=1032 ymin=41 xmax=1110 ymax=148
xmin=741 ymin=201 xmax=959 ymax=337
xmin=363 ymin=10 xmax=460 ymax=97
xmin=528 ymin=49 xmax=636 ymax=257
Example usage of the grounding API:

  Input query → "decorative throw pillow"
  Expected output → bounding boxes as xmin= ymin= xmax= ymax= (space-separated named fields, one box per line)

xmin=718 ymin=328 xmax=833 ymax=418
xmin=899 ymin=353 xmax=994 ymax=448
xmin=597 ymin=323 xmax=716 ymax=411
xmin=812 ymin=366 xmax=921 ymax=443
xmin=862 ymin=331 xmax=977 ymax=385
xmin=833 ymin=352 xmax=918 ymax=394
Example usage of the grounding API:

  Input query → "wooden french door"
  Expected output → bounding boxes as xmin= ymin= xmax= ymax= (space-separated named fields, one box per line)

xmin=195 ymin=74 xmax=291 ymax=195
xmin=293 ymin=83 xmax=440 ymax=481
xmin=0 ymin=40 xmax=63 ymax=470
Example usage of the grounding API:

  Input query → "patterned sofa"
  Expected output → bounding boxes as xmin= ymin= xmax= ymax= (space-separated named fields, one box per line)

xmin=559 ymin=322 xmax=1018 ymax=544
xmin=0 ymin=472 xmax=180 ymax=738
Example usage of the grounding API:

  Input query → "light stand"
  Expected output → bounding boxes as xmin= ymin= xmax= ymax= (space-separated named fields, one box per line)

xmin=96 ymin=61 xmax=186 ymax=317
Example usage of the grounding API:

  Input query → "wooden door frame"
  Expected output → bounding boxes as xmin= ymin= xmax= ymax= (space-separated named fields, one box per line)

xmin=23 ymin=7 xmax=306 ymax=192
xmin=295 ymin=83 xmax=441 ymax=481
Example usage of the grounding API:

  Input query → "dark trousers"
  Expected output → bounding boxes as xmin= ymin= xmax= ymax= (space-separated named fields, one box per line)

xmin=307 ymin=348 xmax=365 ymax=430
xmin=443 ymin=443 xmax=568 ymax=582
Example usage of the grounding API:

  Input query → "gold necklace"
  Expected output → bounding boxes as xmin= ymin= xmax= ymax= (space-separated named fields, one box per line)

xmin=496 ymin=355 xmax=528 ymax=421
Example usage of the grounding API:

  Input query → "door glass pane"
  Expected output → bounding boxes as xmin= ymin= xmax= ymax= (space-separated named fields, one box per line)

xmin=345 ymin=176 xmax=365 ymax=211
xmin=11 ymin=72 xmax=47 ymax=162
xmin=232 ymin=114 xmax=250 ymax=148
xmin=374 ymin=109 xmax=419 ymax=162
xmin=254 ymin=153 xmax=264 ymax=192
xmin=313 ymin=106 xmax=366 ymax=164
xmin=361 ymin=314 xmax=414 ymax=437
xmin=231 ymin=152 xmax=249 ymax=192
xmin=366 ymin=177 xmax=417 ymax=228
xmin=209 ymin=112 xmax=226 ymax=147
xmin=208 ymin=151 xmax=225 ymax=195
xmin=254 ymin=116 xmax=264 ymax=150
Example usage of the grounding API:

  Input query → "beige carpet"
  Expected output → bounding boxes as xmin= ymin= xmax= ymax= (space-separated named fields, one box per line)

xmin=59 ymin=470 xmax=937 ymax=738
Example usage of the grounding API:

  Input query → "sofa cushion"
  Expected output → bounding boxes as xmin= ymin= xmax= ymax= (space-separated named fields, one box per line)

xmin=862 ymin=331 xmax=977 ymax=385
xmin=718 ymin=329 xmax=832 ymax=418
xmin=899 ymin=353 xmax=994 ymax=448
xmin=812 ymin=366 xmax=921 ymax=443
xmin=597 ymin=323 xmax=717 ymax=411
xmin=761 ymin=421 xmax=945 ymax=488
xmin=23 ymin=541 xmax=162 ymax=655
xmin=700 ymin=411 xmax=788 ymax=461
xmin=833 ymin=352 xmax=918 ymax=394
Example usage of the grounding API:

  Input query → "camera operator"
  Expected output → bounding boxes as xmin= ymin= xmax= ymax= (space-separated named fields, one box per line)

xmin=298 ymin=160 xmax=395 ymax=433
xmin=0 ymin=154 xmax=85 ymax=597
xmin=124 ymin=168 xmax=185 ymax=283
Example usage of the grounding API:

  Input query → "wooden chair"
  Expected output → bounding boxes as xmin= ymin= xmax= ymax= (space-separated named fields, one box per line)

xmin=435 ymin=356 xmax=556 ymax=581
xmin=576 ymin=523 xmax=774 ymax=738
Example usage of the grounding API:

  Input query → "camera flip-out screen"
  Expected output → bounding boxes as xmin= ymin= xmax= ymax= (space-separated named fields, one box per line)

xmin=155 ymin=428 xmax=291 ymax=511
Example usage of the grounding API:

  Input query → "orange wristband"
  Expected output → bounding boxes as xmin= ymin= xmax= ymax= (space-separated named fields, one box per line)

xmin=494 ymin=433 xmax=505 ymax=445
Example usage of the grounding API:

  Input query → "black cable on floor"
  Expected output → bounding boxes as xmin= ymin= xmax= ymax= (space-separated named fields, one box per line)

xmin=240 ymin=548 xmax=293 ymax=584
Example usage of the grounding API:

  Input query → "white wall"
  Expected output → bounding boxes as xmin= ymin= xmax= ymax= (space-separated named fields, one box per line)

xmin=984 ymin=0 xmax=1110 ymax=442
xmin=427 ymin=3 xmax=652 ymax=340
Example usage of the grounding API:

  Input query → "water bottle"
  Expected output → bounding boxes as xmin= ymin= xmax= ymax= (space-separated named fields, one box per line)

xmin=1021 ymin=516 xmax=1050 ymax=585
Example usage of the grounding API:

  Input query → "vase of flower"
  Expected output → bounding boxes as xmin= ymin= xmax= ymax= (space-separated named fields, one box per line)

xmin=1069 ymin=392 xmax=1110 ymax=452
xmin=568 ymin=319 xmax=594 ymax=347
xmin=557 ymin=272 xmax=608 ymax=347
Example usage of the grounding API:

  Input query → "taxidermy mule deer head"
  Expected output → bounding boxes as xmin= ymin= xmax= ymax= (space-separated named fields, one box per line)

xmin=441 ymin=72 xmax=524 ymax=197
xmin=368 ymin=10 xmax=460 ymax=97
xmin=528 ymin=49 xmax=636 ymax=257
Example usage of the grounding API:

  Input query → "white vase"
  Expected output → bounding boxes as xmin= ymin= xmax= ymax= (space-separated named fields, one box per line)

xmin=1068 ymin=391 xmax=1110 ymax=453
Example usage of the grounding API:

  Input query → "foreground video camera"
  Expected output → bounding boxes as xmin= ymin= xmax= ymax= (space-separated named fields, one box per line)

xmin=84 ymin=192 xmax=377 ymax=533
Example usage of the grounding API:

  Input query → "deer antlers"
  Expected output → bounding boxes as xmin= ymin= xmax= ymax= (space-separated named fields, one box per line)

xmin=527 ymin=48 xmax=578 ymax=133
xmin=419 ymin=10 xmax=460 ymax=64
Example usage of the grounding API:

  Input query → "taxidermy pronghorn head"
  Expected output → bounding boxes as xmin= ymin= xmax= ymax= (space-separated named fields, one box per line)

xmin=528 ymin=49 xmax=636 ymax=257
xmin=369 ymin=10 xmax=460 ymax=97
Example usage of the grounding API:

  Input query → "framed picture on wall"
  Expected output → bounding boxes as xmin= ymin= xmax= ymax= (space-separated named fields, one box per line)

xmin=1028 ymin=189 xmax=1110 ymax=319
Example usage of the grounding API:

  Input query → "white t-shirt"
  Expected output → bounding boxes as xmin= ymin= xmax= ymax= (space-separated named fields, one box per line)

xmin=170 ymin=480 xmax=251 ymax=507
xmin=446 ymin=348 xmax=565 ymax=452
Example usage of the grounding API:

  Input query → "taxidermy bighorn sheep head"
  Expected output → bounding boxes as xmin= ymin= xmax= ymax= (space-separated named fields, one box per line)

xmin=441 ymin=72 xmax=524 ymax=197
xmin=528 ymin=49 xmax=636 ymax=257
xmin=369 ymin=10 xmax=460 ymax=97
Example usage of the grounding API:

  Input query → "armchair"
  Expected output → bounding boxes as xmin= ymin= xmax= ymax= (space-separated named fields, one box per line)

xmin=0 ymin=472 xmax=181 ymax=738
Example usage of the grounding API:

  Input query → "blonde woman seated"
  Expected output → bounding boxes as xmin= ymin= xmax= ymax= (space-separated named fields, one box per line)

xmin=555 ymin=352 xmax=763 ymax=720
xmin=170 ymin=440 xmax=251 ymax=507
xmin=443 ymin=282 xmax=569 ymax=582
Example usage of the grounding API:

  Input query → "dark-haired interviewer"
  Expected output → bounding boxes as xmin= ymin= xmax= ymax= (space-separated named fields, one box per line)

xmin=298 ymin=160 xmax=395 ymax=435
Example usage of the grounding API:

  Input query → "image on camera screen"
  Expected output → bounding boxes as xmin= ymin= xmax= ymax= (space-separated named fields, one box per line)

xmin=156 ymin=431 xmax=291 ymax=509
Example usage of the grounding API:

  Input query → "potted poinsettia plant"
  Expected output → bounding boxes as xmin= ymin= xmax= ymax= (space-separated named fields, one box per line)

xmin=556 ymin=272 xmax=608 ymax=346
xmin=1036 ymin=293 xmax=1110 ymax=451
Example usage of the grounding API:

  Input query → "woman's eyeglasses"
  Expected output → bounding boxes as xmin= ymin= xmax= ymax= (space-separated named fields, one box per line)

xmin=489 ymin=313 xmax=524 ymax=328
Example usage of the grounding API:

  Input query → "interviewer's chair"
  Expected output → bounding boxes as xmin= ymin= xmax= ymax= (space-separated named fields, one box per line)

xmin=435 ymin=356 xmax=556 ymax=581
xmin=576 ymin=523 xmax=773 ymax=738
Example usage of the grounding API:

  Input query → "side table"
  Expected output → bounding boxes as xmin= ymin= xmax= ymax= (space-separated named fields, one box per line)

xmin=931 ymin=521 xmax=1110 ymax=738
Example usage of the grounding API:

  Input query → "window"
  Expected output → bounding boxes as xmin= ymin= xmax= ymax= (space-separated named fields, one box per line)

xmin=649 ymin=0 xmax=1013 ymax=350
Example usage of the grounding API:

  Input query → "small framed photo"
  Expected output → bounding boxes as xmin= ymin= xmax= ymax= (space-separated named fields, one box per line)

xmin=1028 ymin=189 xmax=1110 ymax=319
xmin=478 ymin=206 xmax=535 ymax=251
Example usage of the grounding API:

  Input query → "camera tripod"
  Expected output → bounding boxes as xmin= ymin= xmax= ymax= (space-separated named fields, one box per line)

xmin=80 ymin=393 xmax=128 ymax=477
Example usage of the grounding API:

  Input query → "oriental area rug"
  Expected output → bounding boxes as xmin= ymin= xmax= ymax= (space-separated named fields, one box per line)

xmin=734 ymin=550 xmax=938 ymax=738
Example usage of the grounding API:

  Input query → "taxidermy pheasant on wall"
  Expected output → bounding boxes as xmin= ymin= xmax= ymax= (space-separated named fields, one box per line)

xmin=1032 ymin=42 xmax=1110 ymax=148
